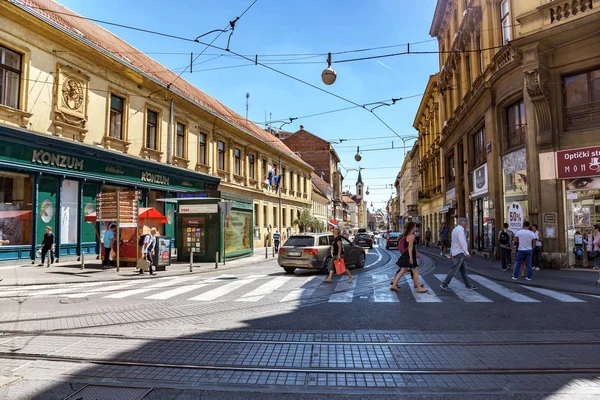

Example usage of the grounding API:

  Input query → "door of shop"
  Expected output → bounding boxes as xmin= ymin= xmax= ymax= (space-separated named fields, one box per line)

xmin=472 ymin=198 xmax=484 ymax=251
xmin=567 ymin=189 xmax=600 ymax=267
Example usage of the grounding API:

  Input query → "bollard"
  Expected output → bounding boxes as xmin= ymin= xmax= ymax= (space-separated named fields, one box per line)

xmin=265 ymin=246 xmax=268 ymax=259
xmin=272 ymin=246 xmax=275 ymax=258
xmin=215 ymin=252 xmax=219 ymax=269
xmin=80 ymin=252 xmax=85 ymax=270
xmin=189 ymin=249 xmax=194 ymax=272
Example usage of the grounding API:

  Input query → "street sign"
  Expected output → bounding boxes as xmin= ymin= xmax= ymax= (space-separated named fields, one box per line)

xmin=218 ymin=201 xmax=234 ymax=218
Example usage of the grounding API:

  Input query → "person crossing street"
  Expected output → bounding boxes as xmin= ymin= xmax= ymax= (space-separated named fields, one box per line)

xmin=273 ymin=230 xmax=281 ymax=252
xmin=440 ymin=218 xmax=477 ymax=291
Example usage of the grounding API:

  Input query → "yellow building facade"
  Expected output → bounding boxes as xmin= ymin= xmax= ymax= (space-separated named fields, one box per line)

xmin=0 ymin=0 xmax=311 ymax=262
xmin=414 ymin=74 xmax=444 ymax=244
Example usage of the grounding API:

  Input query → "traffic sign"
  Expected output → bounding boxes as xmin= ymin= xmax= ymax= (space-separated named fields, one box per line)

xmin=218 ymin=201 xmax=234 ymax=218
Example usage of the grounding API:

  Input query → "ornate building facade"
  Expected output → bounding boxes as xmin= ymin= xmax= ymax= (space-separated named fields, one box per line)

xmin=415 ymin=74 xmax=444 ymax=245
xmin=427 ymin=0 xmax=600 ymax=266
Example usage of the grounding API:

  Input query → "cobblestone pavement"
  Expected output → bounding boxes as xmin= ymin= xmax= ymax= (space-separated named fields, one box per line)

xmin=1 ymin=330 xmax=600 ymax=395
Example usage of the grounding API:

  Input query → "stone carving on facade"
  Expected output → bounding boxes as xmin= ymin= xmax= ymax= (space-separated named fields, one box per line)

xmin=52 ymin=64 xmax=89 ymax=141
xmin=524 ymin=69 xmax=553 ymax=148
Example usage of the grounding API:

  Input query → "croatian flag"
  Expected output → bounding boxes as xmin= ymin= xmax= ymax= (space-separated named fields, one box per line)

xmin=264 ymin=167 xmax=277 ymax=188
xmin=274 ymin=175 xmax=282 ymax=193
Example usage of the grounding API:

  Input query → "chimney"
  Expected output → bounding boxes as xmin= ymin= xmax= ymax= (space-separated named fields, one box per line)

xmin=299 ymin=125 xmax=304 ymax=130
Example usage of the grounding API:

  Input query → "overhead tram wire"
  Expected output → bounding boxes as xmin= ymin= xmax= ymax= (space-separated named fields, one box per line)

xmin=26 ymin=4 xmax=525 ymax=62
xmin=166 ymin=0 xmax=259 ymax=89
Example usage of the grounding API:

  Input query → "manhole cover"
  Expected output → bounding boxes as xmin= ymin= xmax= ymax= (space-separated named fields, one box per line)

xmin=64 ymin=385 xmax=152 ymax=400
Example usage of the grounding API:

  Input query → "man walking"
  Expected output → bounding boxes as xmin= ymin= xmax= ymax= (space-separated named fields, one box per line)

xmin=425 ymin=227 xmax=432 ymax=247
xmin=512 ymin=221 xmax=536 ymax=281
xmin=440 ymin=217 xmax=477 ymax=291
xmin=439 ymin=222 xmax=450 ymax=257
xmin=273 ymin=230 xmax=281 ymax=252
xmin=498 ymin=223 xmax=514 ymax=271
xmin=39 ymin=226 xmax=55 ymax=267
xmin=102 ymin=224 xmax=116 ymax=269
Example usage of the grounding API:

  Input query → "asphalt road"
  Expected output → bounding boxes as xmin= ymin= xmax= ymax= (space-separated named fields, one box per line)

xmin=0 ymin=237 xmax=599 ymax=399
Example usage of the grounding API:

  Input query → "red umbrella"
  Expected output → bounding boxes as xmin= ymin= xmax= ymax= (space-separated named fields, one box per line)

xmin=84 ymin=207 xmax=167 ymax=224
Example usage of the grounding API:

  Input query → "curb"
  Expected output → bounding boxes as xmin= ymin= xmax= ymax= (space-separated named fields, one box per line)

xmin=0 ymin=255 xmax=278 ymax=288
xmin=419 ymin=247 xmax=600 ymax=296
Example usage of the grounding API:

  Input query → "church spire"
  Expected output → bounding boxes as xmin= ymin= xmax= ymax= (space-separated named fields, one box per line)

xmin=356 ymin=169 xmax=363 ymax=186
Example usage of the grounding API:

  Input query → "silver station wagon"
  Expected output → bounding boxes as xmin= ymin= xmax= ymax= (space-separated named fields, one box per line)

xmin=278 ymin=233 xmax=366 ymax=274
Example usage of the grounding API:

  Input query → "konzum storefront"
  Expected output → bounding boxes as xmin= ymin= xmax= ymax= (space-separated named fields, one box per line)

xmin=0 ymin=125 xmax=220 ymax=262
xmin=557 ymin=145 xmax=600 ymax=267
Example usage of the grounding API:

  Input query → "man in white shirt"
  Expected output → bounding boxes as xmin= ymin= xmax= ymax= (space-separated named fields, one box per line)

xmin=512 ymin=221 xmax=536 ymax=281
xmin=440 ymin=217 xmax=477 ymax=291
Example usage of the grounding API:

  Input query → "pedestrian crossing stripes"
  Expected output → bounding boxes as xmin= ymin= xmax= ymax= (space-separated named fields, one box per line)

xmin=0 ymin=273 xmax=596 ymax=305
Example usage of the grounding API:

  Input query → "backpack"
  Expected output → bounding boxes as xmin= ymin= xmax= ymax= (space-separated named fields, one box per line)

xmin=398 ymin=236 xmax=407 ymax=254
xmin=499 ymin=230 xmax=510 ymax=246
xmin=138 ymin=234 xmax=149 ymax=246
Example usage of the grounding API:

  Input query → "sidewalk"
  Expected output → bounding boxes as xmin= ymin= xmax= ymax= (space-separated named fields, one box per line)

xmin=418 ymin=246 xmax=600 ymax=295
xmin=0 ymin=248 xmax=278 ymax=287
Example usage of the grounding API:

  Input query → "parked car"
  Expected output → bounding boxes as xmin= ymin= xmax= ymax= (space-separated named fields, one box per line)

xmin=353 ymin=233 xmax=373 ymax=249
xmin=385 ymin=232 xmax=401 ymax=249
xmin=278 ymin=233 xmax=366 ymax=274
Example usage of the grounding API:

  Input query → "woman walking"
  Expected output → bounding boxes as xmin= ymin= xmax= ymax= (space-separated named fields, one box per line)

xmin=390 ymin=222 xmax=428 ymax=293
xmin=592 ymin=224 xmax=600 ymax=285
xmin=324 ymin=228 xmax=354 ymax=283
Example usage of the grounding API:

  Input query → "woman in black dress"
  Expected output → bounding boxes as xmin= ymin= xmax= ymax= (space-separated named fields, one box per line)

xmin=324 ymin=228 xmax=354 ymax=283
xmin=390 ymin=221 xmax=427 ymax=293
xmin=39 ymin=226 xmax=55 ymax=266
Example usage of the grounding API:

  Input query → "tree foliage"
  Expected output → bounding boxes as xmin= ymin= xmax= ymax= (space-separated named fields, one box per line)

xmin=293 ymin=208 xmax=323 ymax=232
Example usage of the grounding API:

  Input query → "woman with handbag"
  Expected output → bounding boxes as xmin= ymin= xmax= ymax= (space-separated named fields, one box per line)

xmin=324 ymin=228 xmax=354 ymax=283
xmin=390 ymin=221 xmax=428 ymax=293
xmin=592 ymin=224 xmax=600 ymax=285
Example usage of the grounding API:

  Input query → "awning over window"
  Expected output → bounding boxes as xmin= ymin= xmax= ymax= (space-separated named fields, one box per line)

xmin=440 ymin=204 xmax=452 ymax=214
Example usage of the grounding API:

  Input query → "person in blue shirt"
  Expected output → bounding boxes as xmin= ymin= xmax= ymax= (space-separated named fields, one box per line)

xmin=273 ymin=230 xmax=281 ymax=252
xmin=103 ymin=224 xmax=117 ymax=269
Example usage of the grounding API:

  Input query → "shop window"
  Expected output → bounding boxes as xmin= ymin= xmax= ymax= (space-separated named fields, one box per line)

xmin=175 ymin=122 xmax=186 ymax=159
xmin=249 ymin=153 xmax=255 ymax=179
xmin=253 ymin=204 xmax=258 ymax=227
xmin=218 ymin=140 xmax=225 ymax=170
xmin=506 ymin=100 xmax=526 ymax=149
xmin=109 ymin=94 xmax=124 ymax=140
xmin=234 ymin=148 xmax=241 ymax=175
xmin=273 ymin=207 xmax=277 ymax=228
xmin=0 ymin=172 xmax=32 ymax=246
xmin=60 ymin=179 xmax=78 ymax=244
xmin=0 ymin=45 xmax=22 ymax=109
xmin=283 ymin=209 xmax=287 ymax=227
xmin=501 ymin=0 xmax=511 ymax=45
xmin=563 ymin=67 xmax=600 ymax=130
xmin=472 ymin=128 xmax=486 ymax=167
xmin=198 ymin=133 xmax=207 ymax=165
xmin=146 ymin=109 xmax=159 ymax=150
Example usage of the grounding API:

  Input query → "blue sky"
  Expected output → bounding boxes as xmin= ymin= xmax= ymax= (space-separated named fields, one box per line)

xmin=60 ymin=0 xmax=439 ymax=210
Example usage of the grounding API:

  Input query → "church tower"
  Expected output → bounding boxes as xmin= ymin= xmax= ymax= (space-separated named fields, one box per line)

xmin=356 ymin=168 xmax=364 ymax=201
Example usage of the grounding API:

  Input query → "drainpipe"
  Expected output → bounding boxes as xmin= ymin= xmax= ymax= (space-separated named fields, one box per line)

xmin=167 ymin=98 xmax=174 ymax=164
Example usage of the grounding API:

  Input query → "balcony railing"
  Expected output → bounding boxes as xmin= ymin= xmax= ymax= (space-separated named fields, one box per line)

xmin=507 ymin=125 xmax=527 ymax=149
xmin=565 ymin=100 xmax=600 ymax=130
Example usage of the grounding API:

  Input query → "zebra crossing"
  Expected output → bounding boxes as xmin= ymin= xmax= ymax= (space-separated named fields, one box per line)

xmin=0 ymin=273 xmax=595 ymax=305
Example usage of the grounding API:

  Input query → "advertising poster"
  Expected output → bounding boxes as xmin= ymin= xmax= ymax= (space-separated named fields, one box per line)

xmin=156 ymin=236 xmax=172 ymax=266
xmin=183 ymin=218 xmax=204 ymax=256
xmin=81 ymin=183 xmax=97 ymax=243
xmin=36 ymin=176 xmax=58 ymax=244
xmin=508 ymin=201 xmax=524 ymax=230
xmin=573 ymin=206 xmax=591 ymax=228
xmin=225 ymin=210 xmax=252 ymax=254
